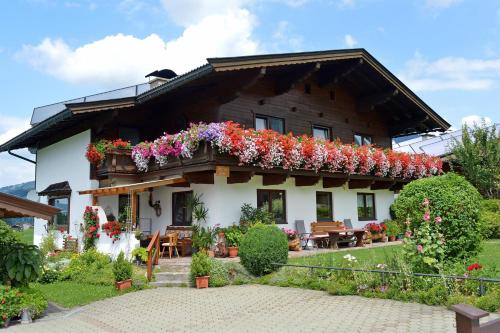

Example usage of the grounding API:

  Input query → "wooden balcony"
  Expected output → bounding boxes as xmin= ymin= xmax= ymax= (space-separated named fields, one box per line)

xmin=95 ymin=143 xmax=409 ymax=191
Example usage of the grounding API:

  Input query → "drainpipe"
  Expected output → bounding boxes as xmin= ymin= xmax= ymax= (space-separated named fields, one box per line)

xmin=8 ymin=150 xmax=36 ymax=164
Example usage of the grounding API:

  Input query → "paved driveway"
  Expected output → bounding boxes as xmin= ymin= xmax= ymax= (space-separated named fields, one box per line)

xmin=7 ymin=285 xmax=462 ymax=332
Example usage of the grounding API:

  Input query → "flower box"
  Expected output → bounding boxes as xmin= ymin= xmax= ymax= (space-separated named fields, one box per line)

xmin=195 ymin=276 xmax=209 ymax=289
xmin=115 ymin=279 xmax=132 ymax=291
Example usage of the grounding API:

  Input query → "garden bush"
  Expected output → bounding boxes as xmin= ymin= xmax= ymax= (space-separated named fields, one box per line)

xmin=3 ymin=243 xmax=42 ymax=286
xmin=208 ymin=259 xmax=229 ymax=287
xmin=239 ymin=224 xmax=288 ymax=276
xmin=18 ymin=287 xmax=48 ymax=318
xmin=392 ymin=173 xmax=482 ymax=260
xmin=113 ymin=252 xmax=133 ymax=282
xmin=190 ymin=252 xmax=211 ymax=282
xmin=38 ymin=269 xmax=63 ymax=284
xmin=0 ymin=286 xmax=20 ymax=326
xmin=479 ymin=199 xmax=500 ymax=239
xmin=62 ymin=249 xmax=114 ymax=285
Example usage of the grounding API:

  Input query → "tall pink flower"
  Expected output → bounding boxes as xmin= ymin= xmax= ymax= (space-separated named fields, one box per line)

xmin=416 ymin=244 xmax=423 ymax=253
xmin=435 ymin=216 xmax=442 ymax=224
xmin=423 ymin=212 xmax=430 ymax=221
xmin=422 ymin=198 xmax=429 ymax=207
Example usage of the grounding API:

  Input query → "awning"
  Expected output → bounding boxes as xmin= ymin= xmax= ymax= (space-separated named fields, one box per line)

xmin=38 ymin=181 xmax=72 ymax=196
xmin=0 ymin=192 xmax=60 ymax=221
xmin=78 ymin=176 xmax=187 ymax=197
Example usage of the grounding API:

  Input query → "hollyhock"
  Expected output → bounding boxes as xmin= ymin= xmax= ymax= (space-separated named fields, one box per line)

xmin=435 ymin=216 xmax=442 ymax=224
xmin=423 ymin=212 xmax=430 ymax=221
xmin=417 ymin=244 xmax=423 ymax=253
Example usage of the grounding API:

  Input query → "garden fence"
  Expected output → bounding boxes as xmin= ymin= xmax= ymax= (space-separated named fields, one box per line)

xmin=271 ymin=263 xmax=500 ymax=296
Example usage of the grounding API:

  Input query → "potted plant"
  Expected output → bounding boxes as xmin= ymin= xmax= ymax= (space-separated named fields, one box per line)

xmin=282 ymin=227 xmax=300 ymax=251
xmin=384 ymin=220 xmax=400 ymax=242
xmin=131 ymin=247 xmax=148 ymax=264
xmin=134 ymin=228 xmax=146 ymax=241
xmin=192 ymin=225 xmax=215 ymax=256
xmin=113 ymin=251 xmax=133 ymax=290
xmin=366 ymin=222 xmax=385 ymax=242
xmin=225 ymin=226 xmax=243 ymax=257
xmin=190 ymin=252 xmax=211 ymax=289
xmin=0 ymin=286 xmax=19 ymax=328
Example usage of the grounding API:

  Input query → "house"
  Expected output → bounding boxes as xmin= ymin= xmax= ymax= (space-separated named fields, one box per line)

xmin=0 ymin=49 xmax=450 ymax=256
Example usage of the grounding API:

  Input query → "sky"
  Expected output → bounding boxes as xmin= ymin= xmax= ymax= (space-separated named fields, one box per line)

xmin=0 ymin=0 xmax=499 ymax=187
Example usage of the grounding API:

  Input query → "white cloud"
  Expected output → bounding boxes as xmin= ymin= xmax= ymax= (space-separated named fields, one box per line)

xmin=270 ymin=20 xmax=303 ymax=51
xmin=424 ymin=0 xmax=462 ymax=9
xmin=17 ymin=2 xmax=260 ymax=88
xmin=344 ymin=34 xmax=357 ymax=48
xmin=0 ymin=114 xmax=34 ymax=187
xmin=338 ymin=0 xmax=355 ymax=8
xmin=399 ymin=53 xmax=500 ymax=92
xmin=461 ymin=115 xmax=493 ymax=127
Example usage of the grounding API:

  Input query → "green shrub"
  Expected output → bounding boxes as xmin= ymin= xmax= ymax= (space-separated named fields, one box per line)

xmin=225 ymin=226 xmax=243 ymax=247
xmin=113 ymin=252 xmax=133 ymax=282
xmin=0 ymin=221 xmax=20 ymax=283
xmin=383 ymin=220 xmax=401 ymax=237
xmin=0 ymin=285 xmax=20 ymax=326
xmin=39 ymin=269 xmax=63 ymax=284
xmin=208 ymin=259 xmax=229 ymax=287
xmin=4 ymin=243 xmax=42 ymax=287
xmin=239 ymin=224 xmax=288 ymax=276
xmin=18 ymin=287 xmax=48 ymax=318
xmin=131 ymin=247 xmax=148 ymax=262
xmin=39 ymin=230 xmax=57 ymax=258
xmin=392 ymin=173 xmax=482 ymax=260
xmin=190 ymin=252 xmax=211 ymax=280
xmin=473 ymin=288 xmax=500 ymax=312
xmin=479 ymin=199 xmax=500 ymax=239
xmin=62 ymin=249 xmax=114 ymax=285
xmin=239 ymin=203 xmax=274 ymax=232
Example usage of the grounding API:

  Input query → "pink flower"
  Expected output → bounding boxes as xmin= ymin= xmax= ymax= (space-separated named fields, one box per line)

xmin=416 ymin=244 xmax=423 ymax=253
xmin=422 ymin=198 xmax=429 ymax=207
xmin=405 ymin=231 xmax=412 ymax=238
xmin=435 ymin=216 xmax=442 ymax=224
xmin=423 ymin=212 xmax=430 ymax=221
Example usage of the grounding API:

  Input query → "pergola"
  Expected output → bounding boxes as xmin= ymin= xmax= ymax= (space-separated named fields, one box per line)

xmin=0 ymin=192 xmax=60 ymax=221
xmin=78 ymin=176 xmax=187 ymax=226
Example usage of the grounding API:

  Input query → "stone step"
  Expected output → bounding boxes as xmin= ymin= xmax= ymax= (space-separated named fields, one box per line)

xmin=155 ymin=271 xmax=191 ymax=282
xmin=150 ymin=280 xmax=191 ymax=288
xmin=157 ymin=264 xmax=191 ymax=273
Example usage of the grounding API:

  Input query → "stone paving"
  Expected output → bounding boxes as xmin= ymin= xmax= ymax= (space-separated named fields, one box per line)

xmin=7 ymin=284 xmax=486 ymax=333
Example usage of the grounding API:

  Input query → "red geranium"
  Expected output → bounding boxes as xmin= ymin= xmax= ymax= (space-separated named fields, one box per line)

xmin=467 ymin=263 xmax=482 ymax=271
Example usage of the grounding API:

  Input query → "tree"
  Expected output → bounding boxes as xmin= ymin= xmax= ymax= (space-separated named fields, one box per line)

xmin=451 ymin=122 xmax=499 ymax=198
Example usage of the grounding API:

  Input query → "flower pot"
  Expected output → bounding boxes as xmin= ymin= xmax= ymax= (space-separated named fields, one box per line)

xmin=288 ymin=238 xmax=301 ymax=251
xmin=21 ymin=308 xmax=32 ymax=324
xmin=388 ymin=235 xmax=396 ymax=242
xmin=218 ymin=232 xmax=225 ymax=238
xmin=195 ymin=276 xmax=209 ymax=289
xmin=115 ymin=279 xmax=133 ymax=290
xmin=228 ymin=246 xmax=239 ymax=258
xmin=207 ymin=250 xmax=215 ymax=257
xmin=2 ymin=318 xmax=10 ymax=328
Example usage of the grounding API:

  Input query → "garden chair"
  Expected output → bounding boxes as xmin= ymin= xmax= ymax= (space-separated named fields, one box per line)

xmin=295 ymin=220 xmax=329 ymax=250
xmin=343 ymin=219 xmax=358 ymax=246
xmin=161 ymin=231 xmax=179 ymax=259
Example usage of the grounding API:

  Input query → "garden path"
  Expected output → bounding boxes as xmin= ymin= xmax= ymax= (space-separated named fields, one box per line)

xmin=7 ymin=285 xmax=498 ymax=333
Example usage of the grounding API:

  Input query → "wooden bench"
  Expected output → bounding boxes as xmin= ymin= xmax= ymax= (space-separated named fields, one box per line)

xmin=311 ymin=221 xmax=366 ymax=249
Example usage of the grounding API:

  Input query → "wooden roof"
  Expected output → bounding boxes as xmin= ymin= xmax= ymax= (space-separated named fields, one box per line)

xmin=78 ymin=176 xmax=186 ymax=197
xmin=0 ymin=192 xmax=60 ymax=221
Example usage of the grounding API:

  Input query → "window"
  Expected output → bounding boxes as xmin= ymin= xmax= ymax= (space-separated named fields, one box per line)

xmin=316 ymin=192 xmax=333 ymax=221
xmin=172 ymin=191 xmax=193 ymax=226
xmin=48 ymin=196 xmax=70 ymax=231
xmin=313 ymin=126 xmax=330 ymax=140
xmin=257 ymin=189 xmax=286 ymax=224
xmin=118 ymin=127 xmax=140 ymax=145
xmin=118 ymin=194 xmax=139 ymax=223
xmin=357 ymin=193 xmax=375 ymax=221
xmin=255 ymin=115 xmax=285 ymax=134
xmin=354 ymin=134 xmax=373 ymax=146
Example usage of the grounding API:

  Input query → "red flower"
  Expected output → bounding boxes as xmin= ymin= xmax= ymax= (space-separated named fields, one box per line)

xmin=467 ymin=263 xmax=482 ymax=271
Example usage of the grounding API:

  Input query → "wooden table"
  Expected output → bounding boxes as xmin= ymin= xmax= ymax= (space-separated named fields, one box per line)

xmin=328 ymin=229 xmax=366 ymax=249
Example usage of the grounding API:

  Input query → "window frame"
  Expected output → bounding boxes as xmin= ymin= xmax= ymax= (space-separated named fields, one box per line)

xmin=316 ymin=191 xmax=333 ymax=222
xmin=255 ymin=114 xmax=285 ymax=134
xmin=48 ymin=195 xmax=71 ymax=232
xmin=312 ymin=125 xmax=331 ymax=141
xmin=172 ymin=191 xmax=193 ymax=226
xmin=257 ymin=189 xmax=287 ymax=224
xmin=354 ymin=133 xmax=373 ymax=146
xmin=357 ymin=193 xmax=376 ymax=221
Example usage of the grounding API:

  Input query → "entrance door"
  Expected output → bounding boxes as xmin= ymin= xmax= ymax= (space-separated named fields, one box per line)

xmin=172 ymin=191 xmax=193 ymax=226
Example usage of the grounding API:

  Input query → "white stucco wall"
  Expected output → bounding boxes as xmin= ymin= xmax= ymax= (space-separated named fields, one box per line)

xmin=33 ymin=130 xmax=96 ymax=246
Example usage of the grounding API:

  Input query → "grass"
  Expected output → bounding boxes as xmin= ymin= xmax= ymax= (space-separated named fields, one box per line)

xmin=477 ymin=240 xmax=500 ymax=271
xmin=34 ymin=281 xmax=124 ymax=308
xmin=15 ymin=227 xmax=34 ymax=245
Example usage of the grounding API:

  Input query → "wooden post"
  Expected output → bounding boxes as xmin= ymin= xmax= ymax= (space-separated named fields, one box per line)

xmin=131 ymin=191 xmax=138 ymax=228
xmin=451 ymin=304 xmax=489 ymax=333
xmin=91 ymin=194 xmax=98 ymax=205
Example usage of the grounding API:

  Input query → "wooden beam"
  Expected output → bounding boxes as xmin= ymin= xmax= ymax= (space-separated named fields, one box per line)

xmin=131 ymin=191 xmax=138 ymax=228
xmin=357 ymin=89 xmax=399 ymax=113
xmin=183 ymin=171 xmax=215 ymax=184
xmin=262 ymin=174 xmax=287 ymax=186
xmin=370 ymin=180 xmax=396 ymax=190
xmin=275 ymin=63 xmax=321 ymax=95
xmin=317 ymin=59 xmax=364 ymax=87
xmin=217 ymin=67 xmax=266 ymax=104
xmin=166 ymin=181 xmax=191 ymax=187
xmin=390 ymin=115 xmax=429 ymax=136
xmin=348 ymin=179 xmax=374 ymax=189
xmin=323 ymin=177 xmax=348 ymax=188
xmin=390 ymin=181 xmax=407 ymax=192
xmin=227 ymin=171 xmax=254 ymax=184
xmin=293 ymin=176 xmax=320 ymax=187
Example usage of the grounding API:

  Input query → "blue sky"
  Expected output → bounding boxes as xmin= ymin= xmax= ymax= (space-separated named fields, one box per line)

xmin=0 ymin=0 xmax=499 ymax=187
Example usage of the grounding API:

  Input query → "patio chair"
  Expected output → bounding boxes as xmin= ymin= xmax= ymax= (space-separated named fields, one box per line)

xmin=295 ymin=220 xmax=329 ymax=250
xmin=342 ymin=219 xmax=358 ymax=246
xmin=161 ymin=232 xmax=179 ymax=259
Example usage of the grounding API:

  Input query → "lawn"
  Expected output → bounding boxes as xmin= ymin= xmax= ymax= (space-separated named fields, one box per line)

xmin=34 ymin=281 xmax=124 ymax=308
xmin=15 ymin=227 xmax=34 ymax=245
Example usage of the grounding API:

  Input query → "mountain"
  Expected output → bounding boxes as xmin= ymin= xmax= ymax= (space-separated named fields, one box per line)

xmin=0 ymin=181 xmax=36 ymax=225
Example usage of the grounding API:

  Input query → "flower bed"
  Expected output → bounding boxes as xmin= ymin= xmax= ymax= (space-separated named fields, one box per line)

xmin=127 ymin=122 xmax=442 ymax=178
xmin=86 ymin=139 xmax=132 ymax=165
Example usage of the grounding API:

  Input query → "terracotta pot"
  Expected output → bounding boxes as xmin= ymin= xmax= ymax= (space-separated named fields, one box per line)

xmin=228 ymin=246 xmax=239 ymax=258
xmin=195 ymin=276 xmax=209 ymax=289
xmin=115 ymin=279 xmax=133 ymax=290
xmin=3 ymin=318 xmax=10 ymax=328
xmin=218 ymin=232 xmax=225 ymax=238
xmin=288 ymin=238 xmax=301 ymax=251
xmin=389 ymin=235 xmax=396 ymax=242
xmin=207 ymin=250 xmax=215 ymax=257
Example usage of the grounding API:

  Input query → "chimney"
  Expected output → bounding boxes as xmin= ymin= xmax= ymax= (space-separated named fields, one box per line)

xmin=145 ymin=69 xmax=177 ymax=89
